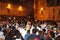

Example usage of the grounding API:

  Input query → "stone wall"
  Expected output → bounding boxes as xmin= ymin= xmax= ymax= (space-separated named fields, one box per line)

xmin=0 ymin=2 xmax=27 ymax=16
xmin=34 ymin=0 xmax=60 ymax=21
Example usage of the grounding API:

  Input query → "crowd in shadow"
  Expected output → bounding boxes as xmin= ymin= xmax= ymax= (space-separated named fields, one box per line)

xmin=0 ymin=16 xmax=60 ymax=40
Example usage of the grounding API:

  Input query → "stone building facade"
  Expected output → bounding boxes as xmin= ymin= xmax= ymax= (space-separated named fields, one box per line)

xmin=0 ymin=2 xmax=32 ymax=17
xmin=34 ymin=0 xmax=60 ymax=21
xmin=0 ymin=0 xmax=60 ymax=21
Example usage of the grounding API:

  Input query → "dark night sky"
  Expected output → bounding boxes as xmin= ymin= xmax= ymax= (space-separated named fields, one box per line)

xmin=0 ymin=0 xmax=34 ymax=5
xmin=47 ymin=0 xmax=60 ymax=6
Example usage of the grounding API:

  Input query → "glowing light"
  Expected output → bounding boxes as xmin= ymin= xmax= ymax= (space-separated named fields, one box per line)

xmin=18 ymin=6 xmax=23 ymax=11
xmin=41 ymin=8 xmax=43 ymax=11
xmin=7 ymin=4 xmax=11 ymax=9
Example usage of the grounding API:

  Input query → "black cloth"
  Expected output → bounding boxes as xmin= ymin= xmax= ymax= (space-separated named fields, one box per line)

xmin=3 ymin=29 xmax=7 ymax=36
xmin=5 ymin=30 xmax=24 ymax=40
xmin=50 ymin=31 xmax=55 ymax=38
xmin=46 ymin=37 xmax=52 ymax=40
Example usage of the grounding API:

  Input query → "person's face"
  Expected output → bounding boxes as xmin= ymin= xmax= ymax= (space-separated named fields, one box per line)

xmin=58 ymin=29 xmax=60 ymax=33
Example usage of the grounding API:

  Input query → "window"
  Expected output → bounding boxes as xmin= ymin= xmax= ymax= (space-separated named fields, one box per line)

xmin=46 ymin=0 xmax=60 ymax=6
xmin=57 ymin=0 xmax=60 ymax=5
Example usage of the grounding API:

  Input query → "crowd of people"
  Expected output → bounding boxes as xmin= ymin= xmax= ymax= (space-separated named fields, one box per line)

xmin=0 ymin=16 xmax=60 ymax=40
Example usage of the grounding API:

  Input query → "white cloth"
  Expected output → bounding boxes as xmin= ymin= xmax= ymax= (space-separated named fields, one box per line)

xmin=30 ymin=25 xmax=35 ymax=34
xmin=56 ymin=34 xmax=60 ymax=38
xmin=6 ymin=24 xmax=9 ymax=29
xmin=15 ymin=23 xmax=19 ymax=30
xmin=40 ymin=23 xmax=46 ymax=29
xmin=37 ymin=26 xmax=42 ymax=31
xmin=0 ymin=31 xmax=5 ymax=40
xmin=18 ymin=27 xmax=27 ymax=38
xmin=16 ymin=39 xmax=21 ymax=40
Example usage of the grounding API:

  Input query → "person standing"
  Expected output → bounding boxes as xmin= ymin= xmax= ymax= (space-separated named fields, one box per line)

xmin=55 ymin=27 xmax=60 ymax=40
